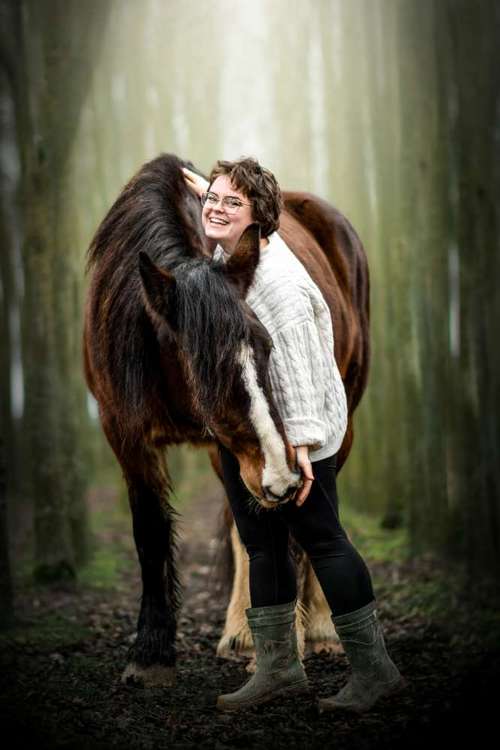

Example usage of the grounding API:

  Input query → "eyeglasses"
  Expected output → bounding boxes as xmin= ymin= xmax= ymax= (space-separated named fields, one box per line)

xmin=201 ymin=191 xmax=252 ymax=215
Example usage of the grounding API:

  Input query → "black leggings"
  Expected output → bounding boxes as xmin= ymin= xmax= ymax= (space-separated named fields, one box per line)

xmin=219 ymin=443 xmax=375 ymax=617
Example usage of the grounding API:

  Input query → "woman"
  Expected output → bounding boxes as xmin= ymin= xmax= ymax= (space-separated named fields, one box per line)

xmin=183 ymin=158 xmax=403 ymax=713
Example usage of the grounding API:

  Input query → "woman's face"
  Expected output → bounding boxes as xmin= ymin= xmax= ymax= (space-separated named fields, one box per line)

xmin=202 ymin=175 xmax=254 ymax=253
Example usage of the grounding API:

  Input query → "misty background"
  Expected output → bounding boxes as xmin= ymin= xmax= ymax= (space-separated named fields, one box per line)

xmin=1 ymin=0 xmax=499 ymax=616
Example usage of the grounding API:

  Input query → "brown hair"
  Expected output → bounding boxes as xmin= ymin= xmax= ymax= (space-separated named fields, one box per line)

xmin=208 ymin=157 xmax=283 ymax=238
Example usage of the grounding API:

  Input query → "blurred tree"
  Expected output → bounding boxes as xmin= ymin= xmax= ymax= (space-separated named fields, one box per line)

xmin=2 ymin=0 xmax=109 ymax=583
xmin=0 ymin=105 xmax=14 ymax=624
xmin=0 ymin=431 xmax=13 ymax=627
xmin=442 ymin=0 xmax=500 ymax=580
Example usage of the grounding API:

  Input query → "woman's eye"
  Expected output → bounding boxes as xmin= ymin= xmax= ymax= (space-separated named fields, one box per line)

xmin=226 ymin=198 xmax=242 ymax=208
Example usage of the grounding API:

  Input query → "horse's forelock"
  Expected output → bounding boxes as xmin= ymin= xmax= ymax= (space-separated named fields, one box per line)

xmin=174 ymin=260 xmax=250 ymax=417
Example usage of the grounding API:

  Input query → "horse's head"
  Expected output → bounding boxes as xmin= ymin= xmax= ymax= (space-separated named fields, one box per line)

xmin=139 ymin=224 xmax=301 ymax=508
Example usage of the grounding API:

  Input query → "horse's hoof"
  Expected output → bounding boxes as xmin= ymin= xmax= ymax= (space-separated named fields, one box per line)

xmin=121 ymin=663 xmax=176 ymax=688
xmin=216 ymin=633 xmax=253 ymax=662
xmin=245 ymin=655 xmax=257 ymax=673
xmin=308 ymin=639 xmax=344 ymax=656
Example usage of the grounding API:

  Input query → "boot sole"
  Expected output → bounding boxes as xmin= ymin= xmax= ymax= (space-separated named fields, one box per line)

xmin=217 ymin=679 xmax=310 ymax=712
xmin=317 ymin=676 xmax=407 ymax=715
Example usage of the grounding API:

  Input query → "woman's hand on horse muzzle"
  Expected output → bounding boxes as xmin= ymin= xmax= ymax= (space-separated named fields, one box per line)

xmin=294 ymin=445 xmax=314 ymax=507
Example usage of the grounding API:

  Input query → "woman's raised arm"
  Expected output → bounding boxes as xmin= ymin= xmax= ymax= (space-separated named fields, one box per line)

xmin=182 ymin=167 xmax=209 ymax=197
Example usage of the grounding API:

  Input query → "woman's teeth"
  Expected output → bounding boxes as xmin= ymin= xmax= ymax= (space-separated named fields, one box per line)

xmin=210 ymin=218 xmax=229 ymax=225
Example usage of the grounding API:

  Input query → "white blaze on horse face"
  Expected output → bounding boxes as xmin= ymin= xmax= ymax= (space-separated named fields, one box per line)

xmin=238 ymin=343 xmax=299 ymax=501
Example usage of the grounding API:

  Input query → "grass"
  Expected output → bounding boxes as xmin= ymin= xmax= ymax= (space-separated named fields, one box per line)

xmin=340 ymin=502 xmax=409 ymax=564
xmin=79 ymin=485 xmax=135 ymax=591
xmin=0 ymin=611 xmax=90 ymax=650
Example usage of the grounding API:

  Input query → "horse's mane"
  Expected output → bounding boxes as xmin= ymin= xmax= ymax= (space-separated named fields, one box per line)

xmin=86 ymin=153 xmax=206 ymax=272
xmin=85 ymin=154 xmax=209 ymax=435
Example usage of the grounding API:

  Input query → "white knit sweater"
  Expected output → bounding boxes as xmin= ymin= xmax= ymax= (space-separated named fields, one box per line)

xmin=214 ymin=231 xmax=348 ymax=461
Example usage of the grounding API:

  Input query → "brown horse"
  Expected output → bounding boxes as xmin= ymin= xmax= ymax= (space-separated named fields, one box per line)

xmin=83 ymin=153 xmax=370 ymax=686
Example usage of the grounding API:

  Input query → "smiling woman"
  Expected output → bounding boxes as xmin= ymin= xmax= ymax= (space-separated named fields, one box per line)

xmin=202 ymin=175 xmax=255 ymax=253
xmin=182 ymin=157 xmax=404 ymax=714
xmin=201 ymin=184 xmax=254 ymax=251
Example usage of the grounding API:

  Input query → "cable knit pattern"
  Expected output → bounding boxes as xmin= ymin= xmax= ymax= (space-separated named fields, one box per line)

xmin=214 ymin=231 xmax=348 ymax=461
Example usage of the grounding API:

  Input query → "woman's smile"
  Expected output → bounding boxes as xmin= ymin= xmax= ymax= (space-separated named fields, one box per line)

xmin=208 ymin=216 xmax=229 ymax=225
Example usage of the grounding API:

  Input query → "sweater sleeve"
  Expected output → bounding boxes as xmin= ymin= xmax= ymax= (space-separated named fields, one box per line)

xmin=268 ymin=316 xmax=327 ymax=450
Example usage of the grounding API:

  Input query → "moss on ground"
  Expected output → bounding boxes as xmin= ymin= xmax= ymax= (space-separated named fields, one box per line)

xmin=0 ymin=610 xmax=90 ymax=651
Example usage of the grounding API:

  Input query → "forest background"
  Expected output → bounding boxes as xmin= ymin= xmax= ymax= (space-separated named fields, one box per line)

xmin=0 ymin=1 xmax=499 ymax=735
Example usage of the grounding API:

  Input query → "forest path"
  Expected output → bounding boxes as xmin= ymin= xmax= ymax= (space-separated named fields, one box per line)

xmin=0 ymin=479 xmax=498 ymax=749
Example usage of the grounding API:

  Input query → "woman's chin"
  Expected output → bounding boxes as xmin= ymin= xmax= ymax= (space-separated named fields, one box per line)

xmin=204 ymin=227 xmax=226 ymax=242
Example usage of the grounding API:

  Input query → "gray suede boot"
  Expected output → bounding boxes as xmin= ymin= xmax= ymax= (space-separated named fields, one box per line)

xmin=217 ymin=600 xmax=309 ymax=711
xmin=318 ymin=600 xmax=404 ymax=714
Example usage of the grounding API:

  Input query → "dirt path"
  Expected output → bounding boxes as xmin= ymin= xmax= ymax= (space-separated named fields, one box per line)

xmin=1 ymin=484 xmax=498 ymax=749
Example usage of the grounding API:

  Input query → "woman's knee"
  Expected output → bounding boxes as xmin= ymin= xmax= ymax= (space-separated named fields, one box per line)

xmin=296 ymin=533 xmax=350 ymax=562
xmin=242 ymin=530 xmax=289 ymax=562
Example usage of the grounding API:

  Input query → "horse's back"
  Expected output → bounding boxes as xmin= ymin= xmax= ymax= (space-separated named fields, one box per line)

xmin=282 ymin=191 xmax=368 ymax=312
xmin=281 ymin=191 xmax=370 ymax=412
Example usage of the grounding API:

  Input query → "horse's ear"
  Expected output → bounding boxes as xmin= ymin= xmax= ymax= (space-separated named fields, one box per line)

xmin=138 ymin=251 xmax=177 ymax=329
xmin=224 ymin=223 xmax=261 ymax=296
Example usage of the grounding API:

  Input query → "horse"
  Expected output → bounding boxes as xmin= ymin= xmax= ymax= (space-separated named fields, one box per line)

xmin=83 ymin=153 xmax=370 ymax=686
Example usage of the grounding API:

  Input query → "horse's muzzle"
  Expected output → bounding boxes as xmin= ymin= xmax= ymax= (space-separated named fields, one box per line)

xmin=262 ymin=482 xmax=299 ymax=506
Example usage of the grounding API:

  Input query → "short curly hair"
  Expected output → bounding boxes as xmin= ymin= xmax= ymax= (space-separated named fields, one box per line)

xmin=208 ymin=157 xmax=283 ymax=238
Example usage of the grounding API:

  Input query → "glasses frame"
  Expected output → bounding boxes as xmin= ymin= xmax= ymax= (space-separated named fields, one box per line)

xmin=201 ymin=191 xmax=252 ymax=215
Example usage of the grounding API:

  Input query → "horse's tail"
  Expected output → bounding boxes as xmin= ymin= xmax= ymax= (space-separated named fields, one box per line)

xmin=211 ymin=502 xmax=235 ymax=600
xmin=206 ymin=445 xmax=235 ymax=599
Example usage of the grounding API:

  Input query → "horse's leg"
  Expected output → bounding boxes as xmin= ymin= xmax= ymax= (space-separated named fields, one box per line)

xmin=216 ymin=522 xmax=307 ymax=672
xmin=123 ymin=455 xmax=180 ymax=687
xmin=216 ymin=522 xmax=253 ymax=660
xmin=102 ymin=416 xmax=179 ymax=687
xmin=207 ymin=448 xmax=253 ymax=661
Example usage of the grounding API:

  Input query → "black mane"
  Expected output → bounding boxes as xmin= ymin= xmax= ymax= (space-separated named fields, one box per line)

xmin=85 ymin=154 xmax=209 ymax=434
xmin=86 ymin=152 xmax=206 ymax=272
xmin=173 ymin=258 xmax=251 ymax=417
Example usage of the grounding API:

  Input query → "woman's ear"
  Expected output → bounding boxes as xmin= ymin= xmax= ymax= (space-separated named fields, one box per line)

xmin=138 ymin=252 xmax=178 ymax=330
xmin=224 ymin=223 xmax=261 ymax=296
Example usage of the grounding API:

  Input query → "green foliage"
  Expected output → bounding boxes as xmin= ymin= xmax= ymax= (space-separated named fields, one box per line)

xmin=78 ymin=543 xmax=134 ymax=590
xmin=78 ymin=485 xmax=135 ymax=591
xmin=340 ymin=502 xmax=410 ymax=565
xmin=168 ymin=446 xmax=218 ymax=510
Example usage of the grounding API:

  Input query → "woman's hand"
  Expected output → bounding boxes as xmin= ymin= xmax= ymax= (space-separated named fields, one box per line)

xmin=182 ymin=167 xmax=209 ymax=198
xmin=294 ymin=445 xmax=314 ymax=507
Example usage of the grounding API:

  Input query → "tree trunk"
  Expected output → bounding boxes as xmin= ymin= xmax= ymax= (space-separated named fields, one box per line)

xmin=3 ymin=0 xmax=110 ymax=582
